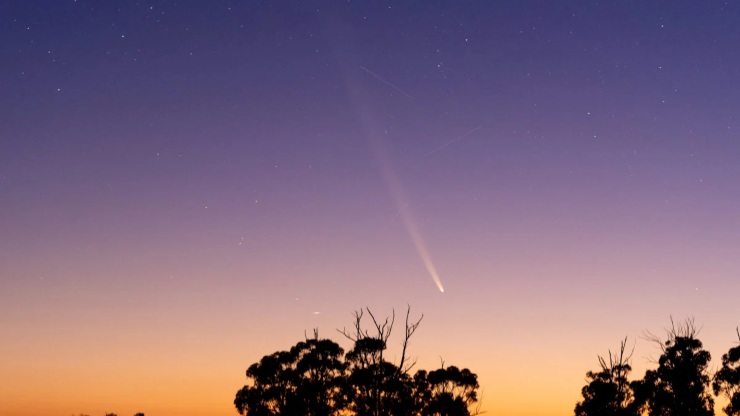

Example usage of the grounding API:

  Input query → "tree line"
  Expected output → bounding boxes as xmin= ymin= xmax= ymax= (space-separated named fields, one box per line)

xmin=234 ymin=307 xmax=480 ymax=416
xmin=234 ymin=311 xmax=739 ymax=416
xmin=575 ymin=318 xmax=740 ymax=416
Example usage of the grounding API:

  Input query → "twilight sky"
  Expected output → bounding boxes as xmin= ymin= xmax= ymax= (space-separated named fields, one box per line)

xmin=2 ymin=1 xmax=740 ymax=415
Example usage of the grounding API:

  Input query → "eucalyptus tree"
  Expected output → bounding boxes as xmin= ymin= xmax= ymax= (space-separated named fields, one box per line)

xmin=234 ymin=307 xmax=481 ymax=416
xmin=575 ymin=338 xmax=638 ymax=416
xmin=713 ymin=328 xmax=740 ymax=416
xmin=633 ymin=318 xmax=714 ymax=416
xmin=234 ymin=332 xmax=347 ymax=416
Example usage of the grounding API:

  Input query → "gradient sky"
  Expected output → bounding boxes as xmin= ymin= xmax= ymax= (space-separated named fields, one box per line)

xmin=2 ymin=1 xmax=740 ymax=415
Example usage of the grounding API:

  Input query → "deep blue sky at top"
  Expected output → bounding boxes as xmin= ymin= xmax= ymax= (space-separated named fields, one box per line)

xmin=4 ymin=1 xmax=740 ymax=258
xmin=3 ymin=0 xmax=740 ymax=282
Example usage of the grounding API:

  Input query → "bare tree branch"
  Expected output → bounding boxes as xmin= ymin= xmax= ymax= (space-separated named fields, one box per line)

xmin=398 ymin=305 xmax=423 ymax=374
xmin=643 ymin=316 xmax=699 ymax=362
xmin=337 ymin=309 xmax=365 ymax=342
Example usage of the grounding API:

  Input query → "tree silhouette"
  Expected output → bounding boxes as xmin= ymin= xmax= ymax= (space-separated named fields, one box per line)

xmin=344 ymin=339 xmax=415 ymax=415
xmin=234 ymin=331 xmax=346 ymax=416
xmin=713 ymin=328 xmax=740 ymax=416
xmin=234 ymin=307 xmax=480 ymax=416
xmin=633 ymin=318 xmax=714 ymax=416
xmin=574 ymin=338 xmax=638 ymax=416
xmin=339 ymin=308 xmax=421 ymax=416
xmin=415 ymin=364 xmax=480 ymax=416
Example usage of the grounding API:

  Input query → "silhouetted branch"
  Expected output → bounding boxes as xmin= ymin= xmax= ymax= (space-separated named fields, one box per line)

xmin=338 ymin=309 xmax=365 ymax=342
xmin=398 ymin=305 xmax=423 ymax=374
xmin=239 ymin=306 xmax=480 ymax=416
xmin=643 ymin=316 xmax=700 ymax=362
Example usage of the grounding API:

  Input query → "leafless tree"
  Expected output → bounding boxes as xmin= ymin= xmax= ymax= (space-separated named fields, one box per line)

xmin=338 ymin=305 xmax=423 ymax=374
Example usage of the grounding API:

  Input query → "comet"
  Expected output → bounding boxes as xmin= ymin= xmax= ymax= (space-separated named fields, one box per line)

xmin=342 ymin=64 xmax=445 ymax=293
xmin=370 ymin=136 xmax=446 ymax=294
xmin=393 ymin=201 xmax=445 ymax=293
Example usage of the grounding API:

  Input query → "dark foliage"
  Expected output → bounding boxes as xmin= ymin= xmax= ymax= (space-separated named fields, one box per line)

xmin=575 ymin=338 xmax=638 ymax=416
xmin=714 ymin=328 xmax=740 ymax=416
xmin=636 ymin=319 xmax=714 ymax=416
xmin=577 ymin=318 xmax=719 ymax=416
xmin=234 ymin=335 xmax=346 ymax=416
xmin=234 ymin=308 xmax=480 ymax=416
xmin=417 ymin=366 xmax=479 ymax=416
